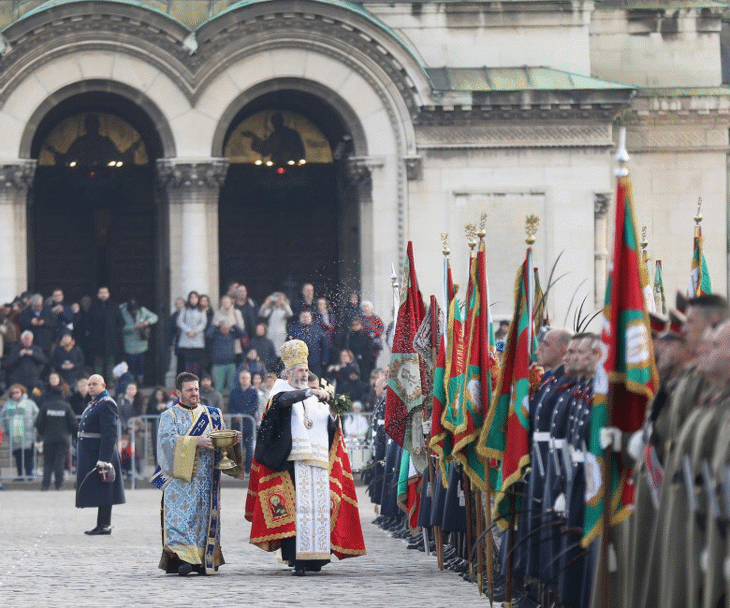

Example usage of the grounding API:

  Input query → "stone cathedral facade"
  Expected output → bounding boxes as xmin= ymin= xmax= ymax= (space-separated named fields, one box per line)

xmin=0 ymin=0 xmax=727 ymax=335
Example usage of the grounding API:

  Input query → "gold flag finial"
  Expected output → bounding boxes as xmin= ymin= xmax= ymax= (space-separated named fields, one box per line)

xmin=694 ymin=197 xmax=703 ymax=225
xmin=477 ymin=212 xmax=487 ymax=239
xmin=525 ymin=214 xmax=539 ymax=245
xmin=640 ymin=225 xmax=648 ymax=251
xmin=441 ymin=232 xmax=450 ymax=256
xmin=465 ymin=222 xmax=477 ymax=250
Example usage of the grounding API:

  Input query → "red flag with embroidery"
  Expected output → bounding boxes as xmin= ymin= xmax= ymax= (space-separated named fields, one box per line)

xmin=386 ymin=242 xmax=426 ymax=446
xmin=582 ymin=166 xmax=658 ymax=547
xmin=429 ymin=257 xmax=455 ymax=479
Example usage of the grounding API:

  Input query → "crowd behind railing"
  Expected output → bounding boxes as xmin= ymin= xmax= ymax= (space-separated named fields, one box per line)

xmin=0 ymin=279 xmax=390 ymax=490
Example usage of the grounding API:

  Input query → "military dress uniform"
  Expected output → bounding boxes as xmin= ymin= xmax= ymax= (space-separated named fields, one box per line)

xmin=75 ymin=389 xmax=125 ymax=533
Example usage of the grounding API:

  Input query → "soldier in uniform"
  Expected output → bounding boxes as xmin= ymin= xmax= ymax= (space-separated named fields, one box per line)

xmin=539 ymin=334 xmax=589 ymax=594
xmin=75 ymin=374 xmax=125 ymax=534
xmin=640 ymin=294 xmax=728 ymax=608
xmin=520 ymin=328 xmax=572 ymax=584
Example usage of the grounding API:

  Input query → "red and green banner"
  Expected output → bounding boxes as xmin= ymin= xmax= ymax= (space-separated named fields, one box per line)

xmin=429 ymin=258 xmax=457 ymax=482
xmin=582 ymin=174 xmax=658 ymax=548
xmin=440 ymin=266 xmax=466 ymax=488
xmin=688 ymin=227 xmax=711 ymax=297
xmin=478 ymin=249 xmax=533 ymax=529
xmin=386 ymin=242 xmax=426 ymax=446
xmin=450 ymin=243 xmax=498 ymax=492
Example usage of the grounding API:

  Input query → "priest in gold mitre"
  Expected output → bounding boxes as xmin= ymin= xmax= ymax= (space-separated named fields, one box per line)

xmin=246 ymin=339 xmax=366 ymax=575
xmin=152 ymin=371 xmax=239 ymax=576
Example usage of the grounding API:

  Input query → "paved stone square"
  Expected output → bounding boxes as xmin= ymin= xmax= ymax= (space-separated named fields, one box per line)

xmin=0 ymin=485 xmax=496 ymax=607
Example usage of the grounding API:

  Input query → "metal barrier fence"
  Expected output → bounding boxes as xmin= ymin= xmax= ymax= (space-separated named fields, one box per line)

xmin=0 ymin=411 xmax=375 ymax=488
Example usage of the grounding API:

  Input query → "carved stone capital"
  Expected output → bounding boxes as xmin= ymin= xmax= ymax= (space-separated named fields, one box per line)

xmin=594 ymin=193 xmax=611 ymax=218
xmin=403 ymin=155 xmax=422 ymax=181
xmin=345 ymin=156 xmax=384 ymax=186
xmin=156 ymin=158 xmax=229 ymax=191
xmin=0 ymin=160 xmax=36 ymax=192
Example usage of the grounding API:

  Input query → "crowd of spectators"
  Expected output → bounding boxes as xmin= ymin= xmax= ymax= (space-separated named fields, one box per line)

xmin=0 ymin=281 xmax=389 ymax=485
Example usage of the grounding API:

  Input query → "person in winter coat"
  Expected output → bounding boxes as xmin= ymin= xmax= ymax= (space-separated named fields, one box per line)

xmin=0 ymin=384 xmax=39 ymax=479
xmin=51 ymin=331 xmax=86 ymax=386
xmin=88 ymin=287 xmax=124 ymax=382
xmin=35 ymin=383 xmax=77 ymax=490
xmin=206 ymin=295 xmax=244 ymax=392
xmin=176 ymin=291 xmax=207 ymax=377
xmin=120 ymin=298 xmax=158 ymax=386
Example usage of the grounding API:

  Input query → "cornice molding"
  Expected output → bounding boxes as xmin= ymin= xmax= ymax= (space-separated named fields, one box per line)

xmin=156 ymin=158 xmax=229 ymax=191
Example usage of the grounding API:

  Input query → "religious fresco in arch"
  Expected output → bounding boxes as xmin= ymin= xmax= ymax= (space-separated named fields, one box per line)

xmin=38 ymin=113 xmax=150 ymax=167
xmin=225 ymin=110 xmax=333 ymax=166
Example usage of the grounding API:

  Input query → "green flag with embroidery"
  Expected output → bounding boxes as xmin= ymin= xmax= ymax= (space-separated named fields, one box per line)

xmin=582 ymin=170 xmax=658 ymax=548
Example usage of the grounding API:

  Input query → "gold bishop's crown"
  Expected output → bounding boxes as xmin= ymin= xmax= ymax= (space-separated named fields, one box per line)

xmin=281 ymin=339 xmax=309 ymax=369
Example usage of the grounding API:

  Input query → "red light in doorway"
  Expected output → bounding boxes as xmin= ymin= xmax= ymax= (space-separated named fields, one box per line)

xmin=276 ymin=167 xmax=285 ymax=175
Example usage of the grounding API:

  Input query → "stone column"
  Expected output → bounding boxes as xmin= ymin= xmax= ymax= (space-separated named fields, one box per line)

xmin=0 ymin=160 xmax=36 ymax=302
xmin=156 ymin=159 xmax=228 ymax=306
xmin=594 ymin=193 xmax=611 ymax=308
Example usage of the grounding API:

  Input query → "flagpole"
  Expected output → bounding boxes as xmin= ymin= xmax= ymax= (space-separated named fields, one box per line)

xmin=462 ymin=223 xmax=478 ymax=586
xmin=599 ymin=126 xmax=630 ymax=608
xmin=476 ymin=221 xmax=494 ymax=601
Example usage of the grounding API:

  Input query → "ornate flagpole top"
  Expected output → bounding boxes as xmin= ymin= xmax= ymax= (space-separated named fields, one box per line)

xmin=525 ymin=214 xmax=539 ymax=245
xmin=477 ymin=212 xmax=487 ymax=240
xmin=465 ymin=222 xmax=477 ymax=251
xmin=441 ymin=232 xmax=450 ymax=256
xmin=694 ymin=197 xmax=703 ymax=225
xmin=640 ymin=225 xmax=648 ymax=251
xmin=615 ymin=126 xmax=629 ymax=178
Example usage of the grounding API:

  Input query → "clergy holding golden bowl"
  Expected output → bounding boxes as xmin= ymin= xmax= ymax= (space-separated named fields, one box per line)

xmin=151 ymin=371 xmax=241 ymax=576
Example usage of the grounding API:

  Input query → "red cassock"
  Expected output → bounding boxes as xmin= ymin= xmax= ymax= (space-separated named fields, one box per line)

xmin=245 ymin=422 xmax=367 ymax=560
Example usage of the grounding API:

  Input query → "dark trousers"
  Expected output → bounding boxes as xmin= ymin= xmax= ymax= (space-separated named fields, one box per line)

xmin=94 ymin=355 xmax=116 ymax=382
xmin=42 ymin=441 xmax=69 ymax=490
xmin=233 ymin=417 xmax=255 ymax=473
xmin=13 ymin=447 xmax=34 ymax=477
xmin=97 ymin=505 xmax=112 ymax=528
xmin=127 ymin=352 xmax=146 ymax=384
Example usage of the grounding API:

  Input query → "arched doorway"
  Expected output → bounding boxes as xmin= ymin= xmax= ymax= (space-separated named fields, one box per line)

xmin=219 ymin=89 xmax=360 ymax=307
xmin=29 ymin=91 xmax=165 ymax=378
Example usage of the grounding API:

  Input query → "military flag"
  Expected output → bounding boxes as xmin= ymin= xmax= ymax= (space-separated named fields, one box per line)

xmin=688 ymin=225 xmax=711 ymax=297
xmin=533 ymin=267 xmax=549 ymax=332
xmin=429 ymin=255 xmax=457 ymax=481
xmin=479 ymin=247 xmax=533 ymax=529
xmin=386 ymin=241 xmax=426 ymax=446
xmin=436 ymin=270 xmax=465 ymax=489
xmin=451 ymin=240 xmax=498 ymax=491
xmin=653 ymin=260 xmax=666 ymax=315
xmin=582 ymin=136 xmax=658 ymax=548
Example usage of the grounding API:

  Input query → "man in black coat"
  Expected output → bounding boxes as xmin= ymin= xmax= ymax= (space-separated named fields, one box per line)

xmin=6 ymin=330 xmax=48 ymax=391
xmin=18 ymin=293 xmax=58 ymax=355
xmin=35 ymin=385 xmax=78 ymax=490
xmin=75 ymin=374 xmax=125 ymax=535
xmin=88 ymin=287 xmax=124 ymax=382
xmin=288 ymin=311 xmax=328 ymax=377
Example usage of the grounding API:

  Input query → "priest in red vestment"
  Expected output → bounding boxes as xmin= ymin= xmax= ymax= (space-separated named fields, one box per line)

xmin=245 ymin=339 xmax=366 ymax=575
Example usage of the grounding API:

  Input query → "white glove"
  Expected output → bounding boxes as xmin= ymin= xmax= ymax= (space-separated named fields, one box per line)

xmin=627 ymin=430 xmax=644 ymax=461
xmin=553 ymin=493 xmax=566 ymax=515
xmin=96 ymin=460 xmax=112 ymax=469
xmin=599 ymin=426 xmax=622 ymax=451
xmin=422 ymin=420 xmax=432 ymax=436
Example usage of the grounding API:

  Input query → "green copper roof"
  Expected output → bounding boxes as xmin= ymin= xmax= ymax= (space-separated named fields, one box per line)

xmin=427 ymin=66 xmax=634 ymax=92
